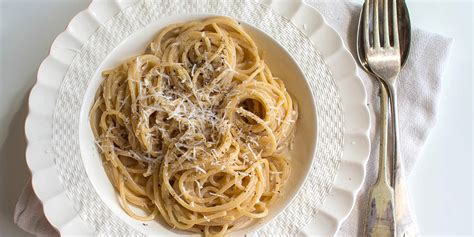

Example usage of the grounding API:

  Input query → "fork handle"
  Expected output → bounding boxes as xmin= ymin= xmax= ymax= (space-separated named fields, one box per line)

xmin=365 ymin=81 xmax=396 ymax=237
xmin=366 ymin=192 xmax=396 ymax=237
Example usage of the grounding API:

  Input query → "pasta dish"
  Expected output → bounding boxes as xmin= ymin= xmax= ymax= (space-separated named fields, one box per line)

xmin=90 ymin=16 xmax=298 ymax=236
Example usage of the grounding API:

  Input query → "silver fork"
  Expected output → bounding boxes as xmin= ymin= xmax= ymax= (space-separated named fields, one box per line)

xmin=365 ymin=0 xmax=402 ymax=189
xmin=362 ymin=0 xmax=402 ymax=236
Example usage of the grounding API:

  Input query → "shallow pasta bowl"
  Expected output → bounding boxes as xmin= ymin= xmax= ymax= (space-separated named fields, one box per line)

xmin=80 ymin=14 xmax=315 ymax=236
xmin=25 ymin=0 xmax=370 ymax=236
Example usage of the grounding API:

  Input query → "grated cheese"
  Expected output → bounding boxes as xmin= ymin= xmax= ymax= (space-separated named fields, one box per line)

xmin=194 ymin=166 xmax=207 ymax=174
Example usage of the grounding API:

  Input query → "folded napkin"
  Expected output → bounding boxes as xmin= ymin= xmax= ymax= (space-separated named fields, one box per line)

xmin=306 ymin=1 xmax=453 ymax=236
xmin=14 ymin=1 xmax=452 ymax=236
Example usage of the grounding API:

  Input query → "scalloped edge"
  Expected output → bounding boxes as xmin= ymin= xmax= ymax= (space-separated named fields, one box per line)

xmin=25 ymin=0 xmax=370 ymax=235
xmin=292 ymin=2 xmax=370 ymax=235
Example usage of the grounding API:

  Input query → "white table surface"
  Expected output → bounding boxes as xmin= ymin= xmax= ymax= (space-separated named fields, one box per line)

xmin=0 ymin=0 xmax=472 ymax=236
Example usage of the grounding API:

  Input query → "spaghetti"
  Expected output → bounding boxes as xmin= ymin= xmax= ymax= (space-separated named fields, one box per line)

xmin=90 ymin=16 xmax=298 ymax=236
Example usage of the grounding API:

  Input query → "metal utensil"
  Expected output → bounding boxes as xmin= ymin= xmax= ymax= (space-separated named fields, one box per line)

xmin=367 ymin=80 xmax=395 ymax=237
xmin=358 ymin=0 xmax=411 ymax=186
xmin=356 ymin=0 xmax=411 ymax=236
xmin=360 ymin=1 xmax=398 ymax=235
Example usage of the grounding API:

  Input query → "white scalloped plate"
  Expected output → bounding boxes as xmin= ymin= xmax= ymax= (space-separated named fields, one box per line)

xmin=26 ymin=0 xmax=370 ymax=236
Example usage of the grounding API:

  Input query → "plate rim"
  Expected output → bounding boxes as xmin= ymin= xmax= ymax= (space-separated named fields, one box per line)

xmin=25 ymin=0 xmax=370 ymax=235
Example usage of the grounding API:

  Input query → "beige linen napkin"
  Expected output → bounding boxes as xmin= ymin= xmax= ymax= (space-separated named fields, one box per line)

xmin=14 ymin=1 xmax=453 ymax=236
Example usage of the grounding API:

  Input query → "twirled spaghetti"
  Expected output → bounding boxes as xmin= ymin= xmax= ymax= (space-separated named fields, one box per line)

xmin=90 ymin=17 xmax=298 ymax=236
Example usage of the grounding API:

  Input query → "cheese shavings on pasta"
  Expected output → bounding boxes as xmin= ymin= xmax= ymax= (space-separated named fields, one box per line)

xmin=90 ymin=16 xmax=298 ymax=236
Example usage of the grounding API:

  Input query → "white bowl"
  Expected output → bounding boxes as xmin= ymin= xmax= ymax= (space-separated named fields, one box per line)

xmin=79 ymin=14 xmax=317 ymax=236
xmin=26 ymin=0 xmax=370 ymax=235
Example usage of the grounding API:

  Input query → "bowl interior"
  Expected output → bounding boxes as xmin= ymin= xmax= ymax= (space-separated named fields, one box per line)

xmin=79 ymin=14 xmax=317 ymax=236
